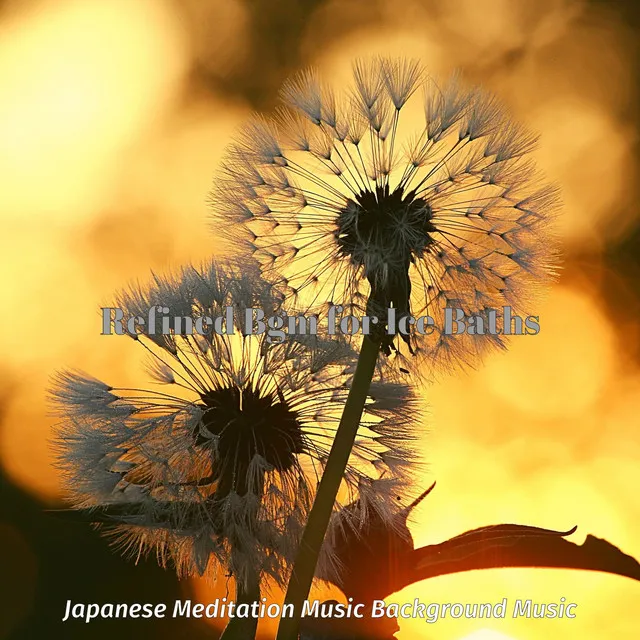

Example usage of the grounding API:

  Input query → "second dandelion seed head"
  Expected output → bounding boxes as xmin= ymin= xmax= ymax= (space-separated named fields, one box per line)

xmin=50 ymin=260 xmax=421 ymax=588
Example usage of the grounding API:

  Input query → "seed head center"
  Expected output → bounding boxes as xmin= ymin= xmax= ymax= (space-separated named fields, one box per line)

xmin=335 ymin=185 xmax=436 ymax=268
xmin=199 ymin=386 xmax=304 ymax=474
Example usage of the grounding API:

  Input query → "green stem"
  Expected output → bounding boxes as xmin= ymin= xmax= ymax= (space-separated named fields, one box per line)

xmin=276 ymin=336 xmax=380 ymax=640
xmin=219 ymin=573 xmax=260 ymax=640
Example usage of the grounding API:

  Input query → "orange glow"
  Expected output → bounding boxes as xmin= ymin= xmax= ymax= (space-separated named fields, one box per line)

xmin=0 ymin=0 xmax=187 ymax=222
xmin=0 ymin=0 xmax=246 ymax=496
xmin=483 ymin=285 xmax=616 ymax=419
xmin=190 ymin=575 xmax=344 ymax=637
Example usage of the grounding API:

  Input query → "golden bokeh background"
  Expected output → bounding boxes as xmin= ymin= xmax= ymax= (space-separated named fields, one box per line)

xmin=0 ymin=0 xmax=638 ymax=638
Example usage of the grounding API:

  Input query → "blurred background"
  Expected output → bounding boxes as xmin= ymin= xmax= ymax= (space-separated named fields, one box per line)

xmin=0 ymin=0 xmax=638 ymax=638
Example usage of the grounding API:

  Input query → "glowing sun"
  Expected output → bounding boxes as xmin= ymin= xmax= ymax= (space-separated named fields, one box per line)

xmin=459 ymin=631 xmax=517 ymax=640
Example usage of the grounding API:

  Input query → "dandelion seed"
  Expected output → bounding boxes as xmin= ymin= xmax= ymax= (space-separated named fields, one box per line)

xmin=212 ymin=57 xmax=560 ymax=378
xmin=50 ymin=260 xmax=419 ymax=588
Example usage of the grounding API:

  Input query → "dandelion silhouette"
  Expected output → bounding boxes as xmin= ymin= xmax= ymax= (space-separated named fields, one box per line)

xmin=207 ymin=57 xmax=564 ymax=638
xmin=49 ymin=259 xmax=420 ymax=638
xmin=213 ymin=57 xmax=560 ymax=374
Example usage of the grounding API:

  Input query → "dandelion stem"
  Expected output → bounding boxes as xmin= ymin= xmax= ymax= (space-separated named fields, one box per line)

xmin=276 ymin=336 xmax=380 ymax=640
xmin=219 ymin=574 xmax=260 ymax=640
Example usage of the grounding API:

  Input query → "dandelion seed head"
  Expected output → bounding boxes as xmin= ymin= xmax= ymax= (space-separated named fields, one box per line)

xmin=51 ymin=260 xmax=419 ymax=587
xmin=212 ymin=57 xmax=560 ymax=379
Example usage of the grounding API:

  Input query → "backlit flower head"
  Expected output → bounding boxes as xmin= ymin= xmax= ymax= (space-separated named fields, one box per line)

xmin=211 ymin=58 xmax=560 ymax=377
xmin=50 ymin=260 xmax=419 ymax=588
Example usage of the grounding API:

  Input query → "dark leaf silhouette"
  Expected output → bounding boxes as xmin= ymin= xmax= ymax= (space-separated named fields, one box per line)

xmin=302 ymin=484 xmax=640 ymax=639
xmin=319 ymin=484 xmax=640 ymax=603
xmin=49 ymin=484 xmax=640 ymax=640
xmin=405 ymin=525 xmax=640 ymax=591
